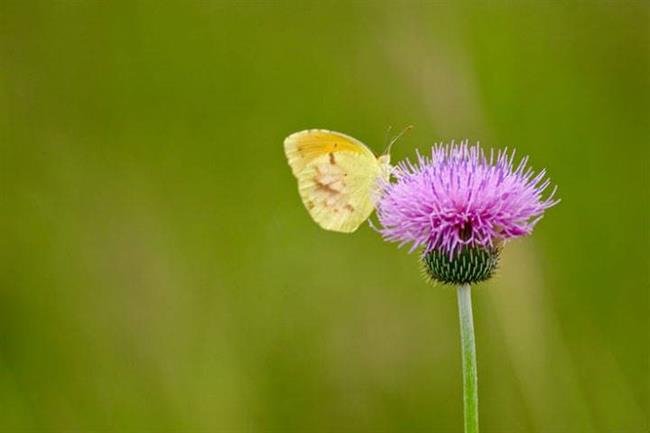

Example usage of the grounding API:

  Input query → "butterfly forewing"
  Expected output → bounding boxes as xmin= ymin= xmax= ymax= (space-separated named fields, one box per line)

xmin=284 ymin=129 xmax=375 ymax=176
xmin=284 ymin=129 xmax=385 ymax=233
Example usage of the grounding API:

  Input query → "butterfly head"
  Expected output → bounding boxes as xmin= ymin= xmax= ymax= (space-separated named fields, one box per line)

xmin=377 ymin=154 xmax=393 ymax=182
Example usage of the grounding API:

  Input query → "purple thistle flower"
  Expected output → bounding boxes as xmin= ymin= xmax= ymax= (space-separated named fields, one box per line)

xmin=376 ymin=140 xmax=559 ymax=258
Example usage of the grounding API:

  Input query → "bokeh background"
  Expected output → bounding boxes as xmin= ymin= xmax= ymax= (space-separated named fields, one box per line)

xmin=1 ymin=1 xmax=648 ymax=432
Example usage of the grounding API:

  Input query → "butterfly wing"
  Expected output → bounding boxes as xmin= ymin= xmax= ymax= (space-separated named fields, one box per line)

xmin=284 ymin=129 xmax=375 ymax=175
xmin=284 ymin=129 xmax=386 ymax=233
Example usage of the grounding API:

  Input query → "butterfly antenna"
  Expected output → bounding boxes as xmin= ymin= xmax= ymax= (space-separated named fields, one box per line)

xmin=383 ymin=125 xmax=414 ymax=155
xmin=384 ymin=125 xmax=393 ymax=146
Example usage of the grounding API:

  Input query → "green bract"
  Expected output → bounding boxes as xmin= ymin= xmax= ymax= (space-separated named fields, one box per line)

xmin=422 ymin=246 xmax=500 ymax=285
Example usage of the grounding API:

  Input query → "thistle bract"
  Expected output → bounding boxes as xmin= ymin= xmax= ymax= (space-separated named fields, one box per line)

xmin=422 ymin=246 xmax=500 ymax=285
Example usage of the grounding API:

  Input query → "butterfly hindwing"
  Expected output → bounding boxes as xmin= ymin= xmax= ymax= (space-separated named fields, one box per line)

xmin=298 ymin=151 xmax=379 ymax=232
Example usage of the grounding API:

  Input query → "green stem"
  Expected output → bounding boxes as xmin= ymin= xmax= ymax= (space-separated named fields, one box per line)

xmin=457 ymin=283 xmax=479 ymax=433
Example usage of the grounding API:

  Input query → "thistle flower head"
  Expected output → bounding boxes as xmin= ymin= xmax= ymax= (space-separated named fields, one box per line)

xmin=376 ymin=141 xmax=558 ymax=283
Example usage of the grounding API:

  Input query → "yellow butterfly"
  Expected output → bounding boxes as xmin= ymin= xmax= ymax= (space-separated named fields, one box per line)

xmin=284 ymin=129 xmax=405 ymax=233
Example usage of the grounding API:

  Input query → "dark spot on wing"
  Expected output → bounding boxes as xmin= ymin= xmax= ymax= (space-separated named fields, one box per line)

xmin=329 ymin=152 xmax=336 ymax=165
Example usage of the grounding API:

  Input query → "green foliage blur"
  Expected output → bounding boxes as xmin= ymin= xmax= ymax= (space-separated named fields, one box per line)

xmin=1 ymin=1 xmax=647 ymax=431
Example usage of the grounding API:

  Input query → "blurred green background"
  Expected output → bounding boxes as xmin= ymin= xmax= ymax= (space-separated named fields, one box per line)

xmin=0 ymin=1 xmax=648 ymax=432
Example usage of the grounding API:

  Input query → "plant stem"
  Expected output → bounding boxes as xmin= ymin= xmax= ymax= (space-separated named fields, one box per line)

xmin=457 ymin=283 xmax=479 ymax=433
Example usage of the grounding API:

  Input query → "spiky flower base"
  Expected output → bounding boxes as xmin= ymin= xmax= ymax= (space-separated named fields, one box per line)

xmin=423 ymin=246 xmax=500 ymax=285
